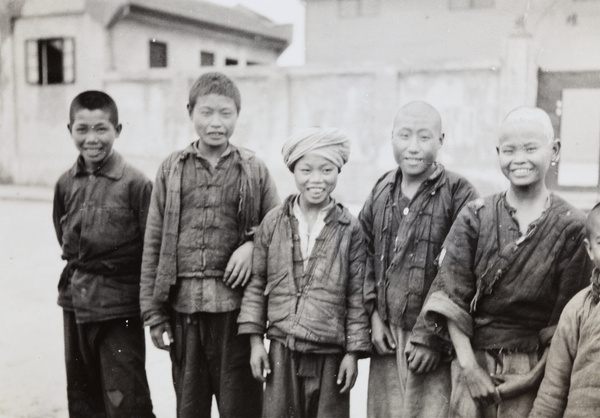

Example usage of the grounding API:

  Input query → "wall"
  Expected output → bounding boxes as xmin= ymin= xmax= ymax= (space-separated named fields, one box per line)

xmin=5 ymin=65 xmax=513 ymax=206
xmin=304 ymin=0 xmax=600 ymax=71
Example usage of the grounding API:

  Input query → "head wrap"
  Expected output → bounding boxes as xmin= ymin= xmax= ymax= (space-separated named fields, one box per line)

xmin=282 ymin=127 xmax=351 ymax=172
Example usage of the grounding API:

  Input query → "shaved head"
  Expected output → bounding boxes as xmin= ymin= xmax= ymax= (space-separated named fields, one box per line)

xmin=500 ymin=106 xmax=554 ymax=144
xmin=394 ymin=101 xmax=442 ymax=135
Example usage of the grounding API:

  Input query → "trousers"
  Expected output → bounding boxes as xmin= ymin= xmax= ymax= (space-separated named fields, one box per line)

xmin=63 ymin=311 xmax=154 ymax=418
xmin=169 ymin=309 xmax=262 ymax=418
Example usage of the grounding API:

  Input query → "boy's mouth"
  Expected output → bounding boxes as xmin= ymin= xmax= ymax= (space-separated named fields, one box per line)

xmin=306 ymin=187 xmax=326 ymax=198
xmin=511 ymin=168 xmax=532 ymax=176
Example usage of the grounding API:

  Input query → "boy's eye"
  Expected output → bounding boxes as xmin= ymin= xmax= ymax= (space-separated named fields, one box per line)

xmin=501 ymin=148 xmax=513 ymax=155
xmin=420 ymin=135 xmax=431 ymax=141
xmin=526 ymin=147 xmax=536 ymax=152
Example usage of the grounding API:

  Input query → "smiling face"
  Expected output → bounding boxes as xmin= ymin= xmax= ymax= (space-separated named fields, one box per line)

xmin=293 ymin=153 xmax=338 ymax=210
xmin=391 ymin=102 xmax=443 ymax=181
xmin=497 ymin=118 xmax=558 ymax=189
xmin=188 ymin=93 xmax=238 ymax=155
xmin=69 ymin=108 xmax=121 ymax=171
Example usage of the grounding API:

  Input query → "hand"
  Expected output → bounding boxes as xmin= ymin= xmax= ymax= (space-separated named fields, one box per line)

xmin=370 ymin=310 xmax=396 ymax=355
xmin=407 ymin=344 xmax=441 ymax=374
xmin=461 ymin=365 xmax=502 ymax=406
xmin=249 ymin=335 xmax=270 ymax=382
xmin=337 ymin=353 xmax=358 ymax=394
xmin=223 ymin=241 xmax=254 ymax=289
xmin=150 ymin=321 xmax=173 ymax=351
xmin=494 ymin=373 xmax=534 ymax=400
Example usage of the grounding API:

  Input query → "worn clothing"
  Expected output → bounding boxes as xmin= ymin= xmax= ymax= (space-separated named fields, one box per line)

xmin=263 ymin=340 xmax=350 ymax=418
xmin=238 ymin=195 xmax=370 ymax=354
xmin=359 ymin=164 xmax=478 ymax=334
xmin=414 ymin=192 xmax=591 ymax=418
xmin=366 ymin=327 xmax=451 ymax=418
xmin=63 ymin=311 xmax=154 ymax=418
xmin=360 ymin=164 xmax=475 ymax=418
xmin=140 ymin=142 xmax=279 ymax=327
xmin=53 ymin=152 xmax=152 ymax=322
xmin=451 ymin=350 xmax=539 ymax=418
xmin=293 ymin=196 xmax=333 ymax=267
xmin=169 ymin=310 xmax=262 ymax=418
xmin=415 ymin=193 xmax=591 ymax=352
xmin=530 ymin=276 xmax=600 ymax=417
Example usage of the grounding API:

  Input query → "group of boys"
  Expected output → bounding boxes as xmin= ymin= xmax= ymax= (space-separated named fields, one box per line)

xmin=53 ymin=71 xmax=598 ymax=418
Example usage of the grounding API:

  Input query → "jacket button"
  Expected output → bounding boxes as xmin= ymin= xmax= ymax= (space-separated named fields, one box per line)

xmin=403 ymin=207 xmax=409 ymax=216
xmin=297 ymin=292 xmax=302 ymax=297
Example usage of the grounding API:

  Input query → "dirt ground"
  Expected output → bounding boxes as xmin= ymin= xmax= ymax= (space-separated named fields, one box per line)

xmin=0 ymin=196 xmax=369 ymax=418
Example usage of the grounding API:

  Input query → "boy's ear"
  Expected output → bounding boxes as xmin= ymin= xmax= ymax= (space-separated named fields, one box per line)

xmin=584 ymin=238 xmax=594 ymax=261
xmin=439 ymin=133 xmax=445 ymax=146
xmin=187 ymin=103 xmax=193 ymax=117
xmin=115 ymin=123 xmax=123 ymax=135
xmin=551 ymin=139 xmax=561 ymax=163
xmin=67 ymin=123 xmax=72 ymax=134
xmin=495 ymin=146 xmax=500 ymax=155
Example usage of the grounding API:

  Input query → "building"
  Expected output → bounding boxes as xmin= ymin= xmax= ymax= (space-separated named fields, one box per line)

xmin=0 ymin=0 xmax=292 ymax=183
xmin=304 ymin=0 xmax=600 ymax=197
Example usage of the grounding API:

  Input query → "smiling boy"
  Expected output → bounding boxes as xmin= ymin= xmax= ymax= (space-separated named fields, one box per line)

xmin=413 ymin=106 xmax=592 ymax=417
xmin=140 ymin=72 xmax=279 ymax=418
xmin=238 ymin=127 xmax=370 ymax=418
xmin=360 ymin=101 xmax=477 ymax=417
xmin=53 ymin=91 xmax=154 ymax=417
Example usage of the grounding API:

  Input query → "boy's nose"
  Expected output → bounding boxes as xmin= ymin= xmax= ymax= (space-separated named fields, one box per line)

xmin=406 ymin=136 xmax=420 ymax=152
xmin=209 ymin=114 xmax=223 ymax=127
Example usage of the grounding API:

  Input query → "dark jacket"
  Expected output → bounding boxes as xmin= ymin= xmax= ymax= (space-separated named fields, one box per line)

xmin=140 ymin=143 xmax=279 ymax=327
xmin=53 ymin=151 xmax=152 ymax=322
xmin=414 ymin=193 xmax=592 ymax=352
xmin=238 ymin=195 xmax=371 ymax=354
xmin=359 ymin=164 xmax=478 ymax=332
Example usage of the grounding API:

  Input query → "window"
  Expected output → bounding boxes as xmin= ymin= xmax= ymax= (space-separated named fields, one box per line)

xmin=225 ymin=58 xmax=238 ymax=66
xmin=25 ymin=38 xmax=75 ymax=85
xmin=200 ymin=51 xmax=215 ymax=67
xmin=448 ymin=0 xmax=495 ymax=10
xmin=149 ymin=40 xmax=167 ymax=68
xmin=338 ymin=0 xmax=381 ymax=18
xmin=247 ymin=61 xmax=263 ymax=66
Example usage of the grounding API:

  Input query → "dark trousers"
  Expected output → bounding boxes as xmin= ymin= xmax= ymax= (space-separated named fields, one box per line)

xmin=263 ymin=340 xmax=349 ymax=418
xmin=63 ymin=311 xmax=154 ymax=418
xmin=170 ymin=310 xmax=262 ymax=418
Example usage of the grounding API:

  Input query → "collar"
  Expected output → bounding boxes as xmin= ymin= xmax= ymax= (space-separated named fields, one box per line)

xmin=391 ymin=162 xmax=444 ymax=193
xmin=284 ymin=194 xmax=350 ymax=225
xmin=71 ymin=151 xmax=124 ymax=180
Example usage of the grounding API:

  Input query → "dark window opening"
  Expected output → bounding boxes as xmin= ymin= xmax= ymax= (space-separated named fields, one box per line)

xmin=150 ymin=41 xmax=167 ymax=68
xmin=225 ymin=58 xmax=238 ymax=66
xmin=25 ymin=38 xmax=75 ymax=85
xmin=200 ymin=51 xmax=215 ymax=66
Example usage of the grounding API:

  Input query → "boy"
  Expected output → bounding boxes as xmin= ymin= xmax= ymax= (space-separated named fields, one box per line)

xmin=413 ymin=106 xmax=592 ymax=417
xmin=53 ymin=90 xmax=154 ymax=417
xmin=359 ymin=101 xmax=478 ymax=417
xmin=238 ymin=127 xmax=370 ymax=418
xmin=529 ymin=202 xmax=600 ymax=417
xmin=140 ymin=72 xmax=279 ymax=418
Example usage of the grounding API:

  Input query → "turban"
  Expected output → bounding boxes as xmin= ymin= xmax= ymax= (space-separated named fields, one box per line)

xmin=282 ymin=127 xmax=351 ymax=172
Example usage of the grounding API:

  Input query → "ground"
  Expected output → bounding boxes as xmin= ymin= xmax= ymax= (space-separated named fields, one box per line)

xmin=0 ymin=196 xmax=369 ymax=418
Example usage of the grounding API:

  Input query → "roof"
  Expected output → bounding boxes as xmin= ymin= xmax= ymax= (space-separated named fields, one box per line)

xmin=108 ymin=0 xmax=292 ymax=48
